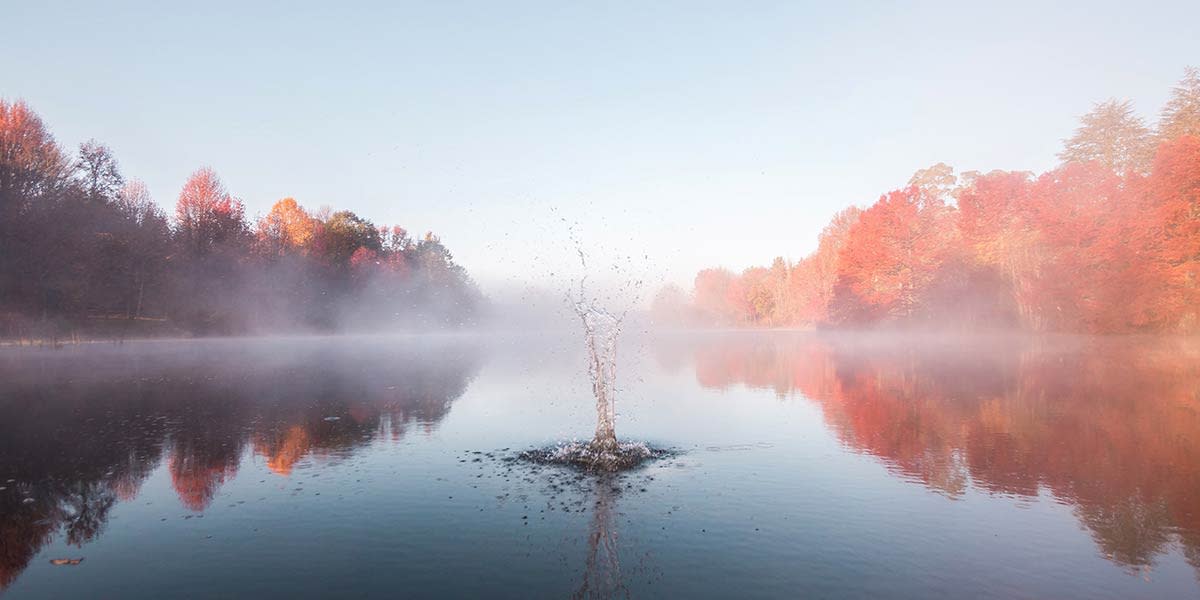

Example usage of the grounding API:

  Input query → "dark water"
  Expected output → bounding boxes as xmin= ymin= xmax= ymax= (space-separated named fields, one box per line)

xmin=2 ymin=332 xmax=1199 ymax=598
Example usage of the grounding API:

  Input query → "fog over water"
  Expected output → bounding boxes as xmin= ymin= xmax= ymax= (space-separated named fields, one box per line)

xmin=3 ymin=3 xmax=1200 ymax=598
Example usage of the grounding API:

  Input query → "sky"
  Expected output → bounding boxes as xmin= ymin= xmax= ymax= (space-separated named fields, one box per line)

xmin=4 ymin=0 xmax=1198 ymax=293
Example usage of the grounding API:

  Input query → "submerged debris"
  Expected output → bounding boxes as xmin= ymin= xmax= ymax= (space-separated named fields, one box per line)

xmin=519 ymin=440 xmax=673 ymax=473
xmin=49 ymin=558 xmax=84 ymax=566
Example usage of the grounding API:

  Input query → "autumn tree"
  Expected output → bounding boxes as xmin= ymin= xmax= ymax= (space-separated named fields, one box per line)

xmin=170 ymin=168 xmax=249 ymax=332
xmin=1 ymin=101 xmax=60 ymax=314
xmin=1136 ymin=135 xmax=1200 ymax=330
xmin=1025 ymin=163 xmax=1130 ymax=332
xmin=174 ymin=168 xmax=246 ymax=255
xmin=0 ymin=99 xmax=481 ymax=339
xmin=257 ymin=197 xmax=319 ymax=255
xmin=955 ymin=170 xmax=1040 ymax=325
xmin=349 ymin=246 xmax=381 ymax=280
xmin=830 ymin=186 xmax=958 ymax=324
xmin=413 ymin=232 xmax=466 ymax=283
xmin=783 ymin=257 xmax=819 ymax=324
xmin=1159 ymin=67 xmax=1200 ymax=141
xmin=380 ymin=225 xmax=413 ymax=254
xmin=784 ymin=206 xmax=861 ymax=325
xmin=677 ymin=76 xmax=1200 ymax=334
xmin=907 ymin=162 xmax=957 ymax=198
xmin=0 ymin=99 xmax=71 ymax=214
xmin=735 ymin=265 xmax=779 ymax=325
xmin=1059 ymin=99 xmax=1154 ymax=175
xmin=765 ymin=257 xmax=790 ymax=324
xmin=321 ymin=210 xmax=381 ymax=264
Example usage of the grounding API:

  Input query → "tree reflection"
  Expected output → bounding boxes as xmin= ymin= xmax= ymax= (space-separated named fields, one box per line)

xmin=661 ymin=332 xmax=1200 ymax=575
xmin=0 ymin=340 xmax=482 ymax=590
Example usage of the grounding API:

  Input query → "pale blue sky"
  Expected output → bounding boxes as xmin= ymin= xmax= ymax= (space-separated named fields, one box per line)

xmin=4 ymin=1 xmax=1198 ymax=291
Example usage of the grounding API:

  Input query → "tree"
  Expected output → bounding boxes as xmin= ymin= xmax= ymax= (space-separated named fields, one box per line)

xmin=115 ymin=180 xmax=170 ymax=319
xmin=174 ymin=167 xmax=246 ymax=255
xmin=736 ymin=265 xmax=778 ymax=325
xmin=75 ymin=140 xmax=124 ymax=204
xmin=1059 ymin=99 xmax=1153 ymax=174
xmin=907 ymin=162 xmax=957 ymax=199
xmin=785 ymin=206 xmax=861 ymax=325
xmin=0 ymin=102 xmax=76 ymax=319
xmin=1024 ymin=162 xmax=1129 ymax=332
xmin=1159 ymin=66 xmax=1200 ymax=141
xmin=256 ymin=197 xmax=319 ymax=255
xmin=413 ymin=232 xmax=464 ymax=283
xmin=380 ymin=225 xmax=413 ymax=254
xmin=1137 ymin=135 xmax=1200 ymax=331
xmin=117 ymin=180 xmax=164 ymax=227
xmin=956 ymin=170 xmax=1040 ymax=325
xmin=0 ymin=98 xmax=482 ymax=339
xmin=320 ymin=210 xmax=381 ymax=265
xmin=349 ymin=246 xmax=380 ymax=278
xmin=0 ymin=99 xmax=71 ymax=214
xmin=830 ymin=186 xmax=958 ymax=323
xmin=171 ymin=168 xmax=248 ymax=332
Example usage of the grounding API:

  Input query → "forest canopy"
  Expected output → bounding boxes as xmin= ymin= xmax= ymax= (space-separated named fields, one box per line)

xmin=0 ymin=101 xmax=481 ymax=339
xmin=656 ymin=67 xmax=1200 ymax=334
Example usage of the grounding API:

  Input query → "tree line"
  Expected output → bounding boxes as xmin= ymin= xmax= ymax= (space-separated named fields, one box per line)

xmin=656 ymin=67 xmax=1200 ymax=333
xmin=0 ymin=101 xmax=481 ymax=340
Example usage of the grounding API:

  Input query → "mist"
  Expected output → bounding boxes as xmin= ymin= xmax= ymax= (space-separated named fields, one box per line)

xmin=0 ymin=130 xmax=484 ymax=342
xmin=648 ymin=72 xmax=1200 ymax=336
xmin=3 ymin=5 xmax=1200 ymax=597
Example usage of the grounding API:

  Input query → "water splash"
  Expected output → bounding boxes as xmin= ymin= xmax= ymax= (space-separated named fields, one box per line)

xmin=520 ymin=439 xmax=670 ymax=472
xmin=571 ymin=263 xmax=623 ymax=454
xmin=519 ymin=239 xmax=670 ymax=472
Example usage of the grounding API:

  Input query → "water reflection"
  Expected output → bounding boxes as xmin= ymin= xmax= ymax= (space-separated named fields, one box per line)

xmin=575 ymin=476 xmax=625 ymax=600
xmin=656 ymin=332 xmax=1200 ymax=576
xmin=0 ymin=339 xmax=482 ymax=590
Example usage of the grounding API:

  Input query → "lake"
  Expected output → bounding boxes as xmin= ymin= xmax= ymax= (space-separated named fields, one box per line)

xmin=1 ymin=332 xmax=1198 ymax=598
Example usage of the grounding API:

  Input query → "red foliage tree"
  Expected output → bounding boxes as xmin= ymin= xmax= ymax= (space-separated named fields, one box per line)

xmin=830 ymin=187 xmax=958 ymax=324
xmin=1134 ymin=136 xmax=1200 ymax=330
xmin=786 ymin=206 xmax=861 ymax=325
xmin=0 ymin=99 xmax=70 ymax=212
xmin=175 ymin=167 xmax=246 ymax=255
xmin=1023 ymin=163 xmax=1130 ymax=332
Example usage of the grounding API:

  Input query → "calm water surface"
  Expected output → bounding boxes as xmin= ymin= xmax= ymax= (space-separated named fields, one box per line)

xmin=2 ymin=332 xmax=1199 ymax=598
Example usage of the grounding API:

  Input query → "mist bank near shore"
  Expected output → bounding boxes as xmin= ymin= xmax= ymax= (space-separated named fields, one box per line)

xmin=660 ymin=69 xmax=1200 ymax=335
xmin=0 ymin=100 xmax=482 ymax=344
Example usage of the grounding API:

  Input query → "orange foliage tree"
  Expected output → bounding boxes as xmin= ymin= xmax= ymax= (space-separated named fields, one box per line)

xmin=257 ymin=197 xmax=320 ymax=254
xmin=669 ymin=67 xmax=1200 ymax=334
xmin=1134 ymin=136 xmax=1200 ymax=330
xmin=829 ymin=186 xmax=958 ymax=324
